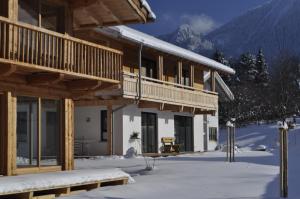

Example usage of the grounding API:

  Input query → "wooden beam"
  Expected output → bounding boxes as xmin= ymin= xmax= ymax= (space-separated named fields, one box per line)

xmin=27 ymin=73 xmax=64 ymax=86
xmin=190 ymin=65 xmax=195 ymax=87
xmin=177 ymin=61 xmax=183 ymax=84
xmin=0 ymin=64 xmax=17 ymax=77
xmin=157 ymin=55 xmax=164 ymax=80
xmin=107 ymin=105 xmax=113 ymax=155
xmin=99 ymin=1 xmax=122 ymax=24
xmin=74 ymin=98 xmax=133 ymax=107
xmin=66 ymin=80 xmax=102 ymax=91
xmin=138 ymin=101 xmax=161 ymax=110
xmin=195 ymin=109 xmax=216 ymax=115
xmin=210 ymin=70 xmax=216 ymax=92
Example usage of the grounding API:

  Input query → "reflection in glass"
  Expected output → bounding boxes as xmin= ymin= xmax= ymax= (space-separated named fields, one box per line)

xmin=41 ymin=99 xmax=60 ymax=166
xmin=17 ymin=97 xmax=38 ymax=167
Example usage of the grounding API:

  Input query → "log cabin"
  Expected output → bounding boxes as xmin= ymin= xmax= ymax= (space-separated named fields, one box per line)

xmin=0 ymin=0 xmax=155 ymax=176
xmin=73 ymin=26 xmax=235 ymax=156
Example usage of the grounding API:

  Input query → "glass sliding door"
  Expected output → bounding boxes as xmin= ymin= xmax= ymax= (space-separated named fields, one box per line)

xmin=141 ymin=112 xmax=157 ymax=153
xmin=41 ymin=99 xmax=60 ymax=166
xmin=17 ymin=97 xmax=38 ymax=167
xmin=16 ymin=96 xmax=61 ymax=168
xmin=174 ymin=116 xmax=194 ymax=152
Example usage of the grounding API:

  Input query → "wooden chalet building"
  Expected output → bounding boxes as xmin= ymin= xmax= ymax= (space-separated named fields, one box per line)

xmin=74 ymin=26 xmax=235 ymax=156
xmin=0 ymin=0 xmax=155 ymax=176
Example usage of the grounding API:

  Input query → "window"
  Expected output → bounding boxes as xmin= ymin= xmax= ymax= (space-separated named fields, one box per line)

xmin=16 ymin=96 xmax=61 ymax=167
xmin=18 ymin=0 xmax=65 ymax=33
xmin=209 ymin=127 xmax=218 ymax=142
xmin=142 ymin=58 xmax=157 ymax=78
xmin=41 ymin=99 xmax=61 ymax=166
xmin=101 ymin=110 xmax=107 ymax=142
xmin=182 ymin=68 xmax=190 ymax=86
xmin=0 ymin=0 xmax=8 ymax=17
xmin=41 ymin=1 xmax=65 ymax=33
xmin=18 ymin=0 xmax=39 ymax=26
xmin=17 ymin=97 xmax=38 ymax=167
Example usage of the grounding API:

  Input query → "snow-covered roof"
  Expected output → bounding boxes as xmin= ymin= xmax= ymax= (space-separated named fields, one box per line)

xmin=97 ymin=26 xmax=235 ymax=75
xmin=139 ymin=0 xmax=156 ymax=20
xmin=204 ymin=72 xmax=234 ymax=101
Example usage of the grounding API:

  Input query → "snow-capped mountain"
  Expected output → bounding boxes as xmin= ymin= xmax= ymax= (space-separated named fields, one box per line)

xmin=159 ymin=24 xmax=213 ymax=52
xmin=160 ymin=0 xmax=300 ymax=61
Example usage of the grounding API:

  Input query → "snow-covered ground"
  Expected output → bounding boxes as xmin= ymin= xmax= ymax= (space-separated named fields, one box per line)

xmin=62 ymin=118 xmax=300 ymax=199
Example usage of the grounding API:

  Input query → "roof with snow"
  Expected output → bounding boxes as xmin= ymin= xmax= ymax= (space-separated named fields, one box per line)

xmin=140 ymin=0 xmax=156 ymax=20
xmin=204 ymin=72 xmax=234 ymax=101
xmin=97 ymin=26 xmax=235 ymax=75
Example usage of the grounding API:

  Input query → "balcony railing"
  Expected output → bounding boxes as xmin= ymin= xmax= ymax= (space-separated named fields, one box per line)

xmin=123 ymin=72 xmax=218 ymax=110
xmin=0 ymin=16 xmax=122 ymax=81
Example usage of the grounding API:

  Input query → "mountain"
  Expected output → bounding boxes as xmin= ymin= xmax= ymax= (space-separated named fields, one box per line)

xmin=159 ymin=24 xmax=214 ymax=52
xmin=160 ymin=0 xmax=300 ymax=61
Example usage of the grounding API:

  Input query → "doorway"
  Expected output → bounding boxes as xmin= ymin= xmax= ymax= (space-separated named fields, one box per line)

xmin=174 ymin=115 xmax=194 ymax=152
xmin=141 ymin=112 xmax=157 ymax=153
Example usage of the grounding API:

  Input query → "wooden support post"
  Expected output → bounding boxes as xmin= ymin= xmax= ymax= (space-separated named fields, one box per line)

xmin=233 ymin=125 xmax=236 ymax=162
xmin=210 ymin=70 xmax=216 ymax=92
xmin=190 ymin=65 xmax=194 ymax=87
xmin=0 ymin=91 xmax=17 ymax=176
xmin=279 ymin=126 xmax=288 ymax=198
xmin=157 ymin=55 xmax=164 ymax=81
xmin=62 ymin=99 xmax=74 ymax=171
xmin=177 ymin=61 xmax=183 ymax=84
xmin=107 ymin=105 xmax=113 ymax=155
xmin=227 ymin=126 xmax=230 ymax=162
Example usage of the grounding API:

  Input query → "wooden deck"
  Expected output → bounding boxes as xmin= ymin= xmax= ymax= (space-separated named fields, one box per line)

xmin=0 ymin=169 xmax=129 ymax=199
xmin=0 ymin=16 xmax=123 ymax=82
xmin=122 ymin=72 xmax=218 ymax=111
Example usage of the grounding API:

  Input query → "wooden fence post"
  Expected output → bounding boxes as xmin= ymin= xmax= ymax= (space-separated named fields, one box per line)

xmin=279 ymin=123 xmax=288 ymax=198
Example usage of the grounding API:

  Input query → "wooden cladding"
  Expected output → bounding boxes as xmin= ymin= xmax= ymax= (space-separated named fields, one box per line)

xmin=0 ymin=16 xmax=122 ymax=81
xmin=62 ymin=98 xmax=74 ymax=171
xmin=0 ymin=92 xmax=17 ymax=176
xmin=123 ymin=72 xmax=218 ymax=111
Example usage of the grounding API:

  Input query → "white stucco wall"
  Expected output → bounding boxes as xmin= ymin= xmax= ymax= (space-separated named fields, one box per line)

xmin=75 ymin=104 xmax=215 ymax=156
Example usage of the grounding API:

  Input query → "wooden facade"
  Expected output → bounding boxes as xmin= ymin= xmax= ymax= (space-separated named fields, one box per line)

xmin=75 ymin=29 xmax=219 ymax=115
xmin=0 ymin=0 xmax=154 ymax=176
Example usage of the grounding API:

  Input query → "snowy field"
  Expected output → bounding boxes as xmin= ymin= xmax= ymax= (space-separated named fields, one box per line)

xmin=62 ymin=119 xmax=300 ymax=199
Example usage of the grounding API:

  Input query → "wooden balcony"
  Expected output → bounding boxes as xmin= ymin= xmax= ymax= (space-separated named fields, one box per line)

xmin=0 ymin=17 xmax=122 ymax=82
xmin=122 ymin=72 xmax=218 ymax=111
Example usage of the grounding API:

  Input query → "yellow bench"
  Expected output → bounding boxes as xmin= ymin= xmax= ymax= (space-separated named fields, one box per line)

xmin=161 ymin=137 xmax=180 ymax=153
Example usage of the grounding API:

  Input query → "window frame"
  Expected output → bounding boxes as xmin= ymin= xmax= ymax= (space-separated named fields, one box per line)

xmin=16 ymin=96 xmax=62 ymax=168
xmin=209 ymin=127 xmax=218 ymax=142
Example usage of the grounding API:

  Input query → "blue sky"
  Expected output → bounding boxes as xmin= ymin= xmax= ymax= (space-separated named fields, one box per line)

xmin=132 ymin=0 xmax=270 ymax=36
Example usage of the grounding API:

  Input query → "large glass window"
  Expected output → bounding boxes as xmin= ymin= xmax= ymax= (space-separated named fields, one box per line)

xmin=41 ymin=99 xmax=60 ymax=166
xmin=18 ymin=0 xmax=39 ymax=26
xmin=0 ymin=0 xmax=8 ymax=17
xmin=17 ymin=97 xmax=38 ymax=167
xmin=142 ymin=58 xmax=157 ymax=78
xmin=18 ymin=0 xmax=65 ymax=33
xmin=41 ymin=1 xmax=65 ymax=33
